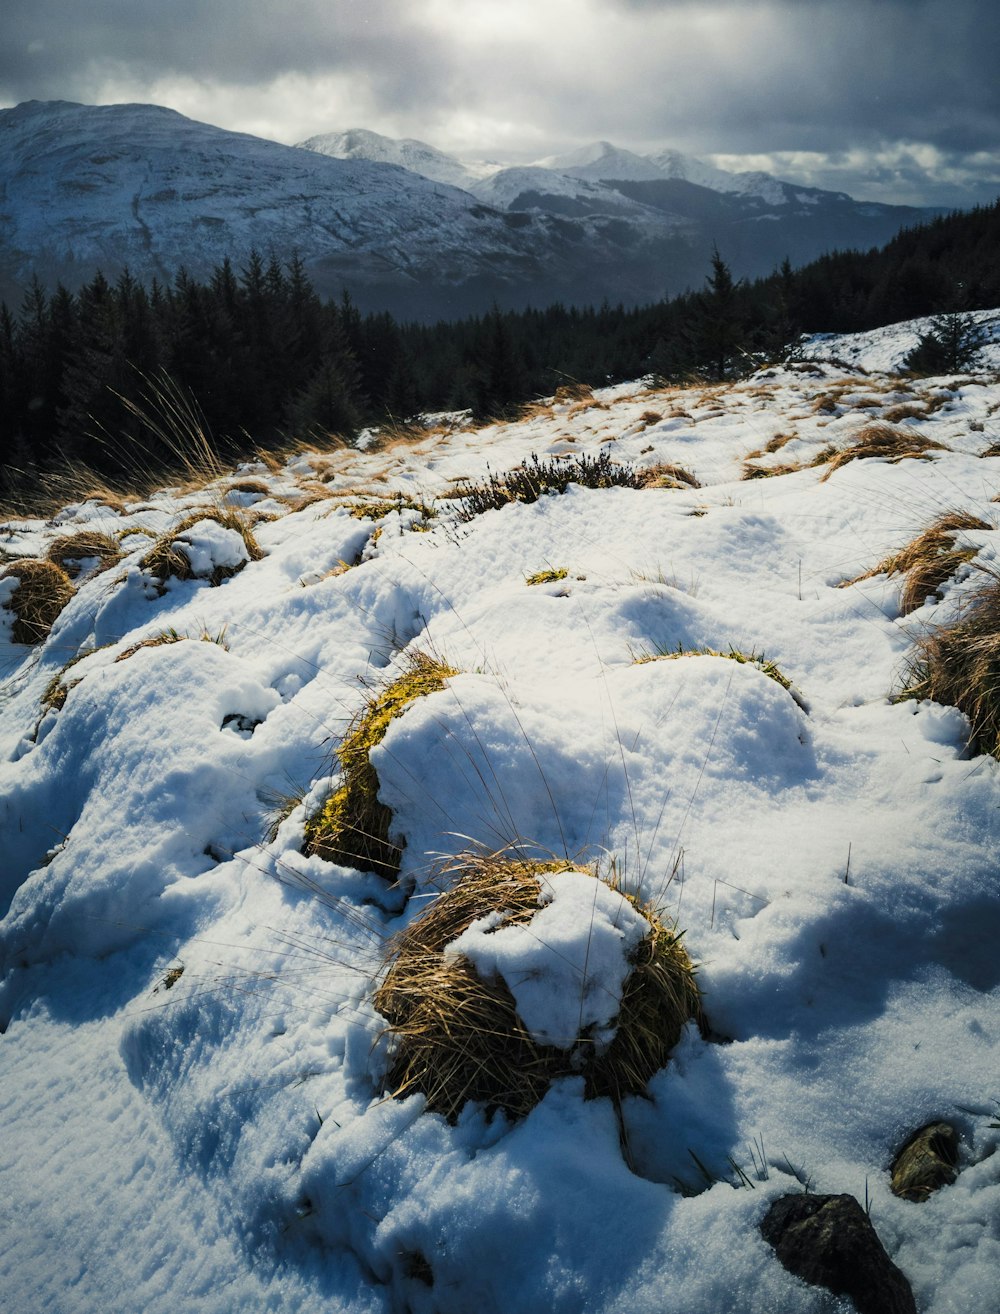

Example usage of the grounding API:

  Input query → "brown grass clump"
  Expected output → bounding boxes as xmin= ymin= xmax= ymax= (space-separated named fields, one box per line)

xmin=0 ymin=559 xmax=75 ymax=644
xmin=304 ymin=653 xmax=459 ymax=880
xmin=224 ymin=478 xmax=272 ymax=498
xmin=741 ymin=461 xmax=804 ymax=481
xmin=635 ymin=462 xmax=701 ymax=490
xmin=898 ymin=571 xmax=1000 ymax=757
xmin=374 ymin=853 xmax=703 ymax=1122
xmin=46 ymin=530 xmax=122 ymax=577
xmin=553 ymin=382 xmax=594 ymax=403
xmin=138 ymin=508 xmax=263 ymax=586
xmin=844 ymin=512 xmax=990 ymax=614
xmin=881 ymin=403 xmax=928 ymax=424
xmin=819 ymin=423 xmax=947 ymax=481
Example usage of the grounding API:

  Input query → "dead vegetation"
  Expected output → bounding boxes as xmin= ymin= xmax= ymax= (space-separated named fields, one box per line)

xmin=114 ymin=627 xmax=229 ymax=663
xmin=45 ymin=530 xmax=122 ymax=577
xmin=374 ymin=852 xmax=703 ymax=1121
xmin=842 ymin=512 xmax=990 ymax=614
xmin=0 ymin=559 xmax=75 ymax=644
xmin=818 ymin=423 xmax=947 ymax=481
xmin=138 ymin=507 xmax=263 ymax=587
xmin=635 ymin=462 xmax=701 ymax=490
xmin=897 ymin=569 xmax=1000 ymax=757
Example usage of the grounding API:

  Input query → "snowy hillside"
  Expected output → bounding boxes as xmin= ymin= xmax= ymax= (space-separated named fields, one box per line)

xmin=2 ymin=314 xmax=1000 ymax=1313
xmin=0 ymin=101 xmax=590 ymax=316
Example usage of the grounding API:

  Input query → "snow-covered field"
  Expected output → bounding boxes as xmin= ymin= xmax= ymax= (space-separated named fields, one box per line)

xmin=2 ymin=314 xmax=1000 ymax=1313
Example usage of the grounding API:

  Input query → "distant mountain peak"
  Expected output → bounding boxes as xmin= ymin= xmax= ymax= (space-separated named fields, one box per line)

xmin=296 ymin=127 xmax=476 ymax=189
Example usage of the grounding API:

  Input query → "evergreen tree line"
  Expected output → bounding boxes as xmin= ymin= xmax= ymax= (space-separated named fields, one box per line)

xmin=2 ymin=199 xmax=999 ymax=497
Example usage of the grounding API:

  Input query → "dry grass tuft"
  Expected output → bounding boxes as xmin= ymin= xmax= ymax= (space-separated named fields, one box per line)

xmin=881 ymin=403 xmax=928 ymax=424
xmin=553 ymin=382 xmax=594 ymax=403
xmin=224 ymin=478 xmax=272 ymax=498
xmin=741 ymin=461 xmax=804 ymax=481
xmin=138 ymin=507 xmax=263 ymax=586
xmin=374 ymin=852 xmax=703 ymax=1122
xmin=898 ymin=570 xmax=1000 ymax=756
xmin=843 ymin=512 xmax=989 ymax=613
xmin=635 ymin=462 xmax=701 ymax=490
xmin=0 ymin=559 xmax=75 ymax=644
xmin=46 ymin=530 xmax=122 ymax=578
xmin=304 ymin=653 xmax=459 ymax=880
xmin=819 ymin=423 xmax=947 ymax=481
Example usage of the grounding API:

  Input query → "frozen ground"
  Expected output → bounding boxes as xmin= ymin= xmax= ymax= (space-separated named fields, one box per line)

xmin=1 ymin=312 xmax=999 ymax=1312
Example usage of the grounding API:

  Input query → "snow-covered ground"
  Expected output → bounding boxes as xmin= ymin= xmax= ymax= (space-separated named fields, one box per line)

xmin=2 ymin=315 xmax=1000 ymax=1313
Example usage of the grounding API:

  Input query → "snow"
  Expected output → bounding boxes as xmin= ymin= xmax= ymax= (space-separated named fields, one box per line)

xmin=2 ymin=320 xmax=1000 ymax=1312
xmin=445 ymin=871 xmax=650 ymax=1051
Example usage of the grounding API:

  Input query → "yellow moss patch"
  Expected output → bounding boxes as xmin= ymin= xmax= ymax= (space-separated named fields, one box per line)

xmin=374 ymin=852 xmax=703 ymax=1122
xmin=525 ymin=568 xmax=568 ymax=586
xmin=0 ymin=558 xmax=75 ymax=644
xmin=304 ymin=653 xmax=459 ymax=880
xmin=635 ymin=644 xmax=804 ymax=705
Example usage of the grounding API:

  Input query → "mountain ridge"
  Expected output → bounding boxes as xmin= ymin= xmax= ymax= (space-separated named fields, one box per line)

xmin=1 ymin=99 xmax=940 ymax=318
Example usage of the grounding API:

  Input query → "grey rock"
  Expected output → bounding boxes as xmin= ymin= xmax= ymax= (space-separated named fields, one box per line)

xmin=761 ymin=1192 xmax=916 ymax=1314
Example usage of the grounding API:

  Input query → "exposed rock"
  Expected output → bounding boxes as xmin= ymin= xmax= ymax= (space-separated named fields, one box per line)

xmin=891 ymin=1122 xmax=959 ymax=1201
xmin=760 ymin=1193 xmax=916 ymax=1314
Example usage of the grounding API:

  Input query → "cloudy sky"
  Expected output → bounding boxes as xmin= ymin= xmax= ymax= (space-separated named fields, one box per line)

xmin=1 ymin=0 xmax=997 ymax=208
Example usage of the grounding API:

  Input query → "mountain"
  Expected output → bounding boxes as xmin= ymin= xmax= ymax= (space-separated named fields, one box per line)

xmin=297 ymin=127 xmax=478 ymax=190
xmin=536 ymin=140 xmax=667 ymax=182
xmin=1 ymin=101 xmax=940 ymax=318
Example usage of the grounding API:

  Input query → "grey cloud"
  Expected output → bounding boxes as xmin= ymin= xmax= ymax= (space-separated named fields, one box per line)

xmin=1 ymin=0 xmax=997 ymax=208
xmin=0 ymin=0 xmax=450 ymax=104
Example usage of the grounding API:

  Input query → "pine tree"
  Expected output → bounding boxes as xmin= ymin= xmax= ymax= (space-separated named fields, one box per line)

xmin=904 ymin=311 xmax=985 ymax=375
xmin=692 ymin=248 xmax=745 ymax=380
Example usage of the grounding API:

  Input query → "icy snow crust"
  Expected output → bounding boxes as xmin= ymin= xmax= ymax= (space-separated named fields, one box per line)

xmin=2 ymin=323 xmax=1000 ymax=1312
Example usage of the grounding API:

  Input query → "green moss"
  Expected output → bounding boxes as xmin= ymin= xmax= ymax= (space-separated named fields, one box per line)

xmin=304 ymin=653 xmax=459 ymax=880
xmin=525 ymin=568 xmax=568 ymax=585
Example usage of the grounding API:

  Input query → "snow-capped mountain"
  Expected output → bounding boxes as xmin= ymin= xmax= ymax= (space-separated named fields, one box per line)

xmin=536 ymin=140 xmax=668 ymax=183
xmin=1 ymin=101 xmax=938 ymax=317
xmin=297 ymin=127 xmax=479 ymax=190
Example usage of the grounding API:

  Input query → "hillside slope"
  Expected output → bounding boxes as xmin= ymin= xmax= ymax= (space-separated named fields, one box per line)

xmin=1 ymin=315 xmax=999 ymax=1312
